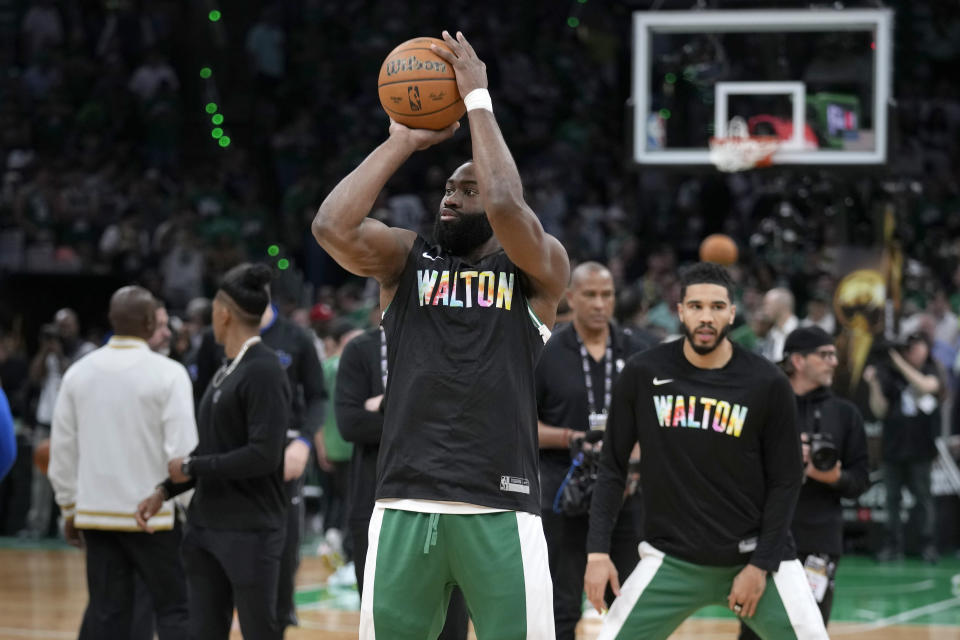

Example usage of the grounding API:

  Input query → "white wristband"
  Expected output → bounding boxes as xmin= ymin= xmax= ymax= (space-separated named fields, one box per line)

xmin=463 ymin=88 xmax=493 ymax=114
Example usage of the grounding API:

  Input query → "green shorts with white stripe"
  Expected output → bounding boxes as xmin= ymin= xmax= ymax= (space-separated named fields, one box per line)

xmin=359 ymin=504 xmax=555 ymax=639
xmin=600 ymin=542 xmax=829 ymax=640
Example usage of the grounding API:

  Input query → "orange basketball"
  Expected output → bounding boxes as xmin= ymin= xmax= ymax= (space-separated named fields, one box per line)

xmin=34 ymin=438 xmax=50 ymax=475
xmin=699 ymin=234 xmax=739 ymax=265
xmin=378 ymin=37 xmax=465 ymax=131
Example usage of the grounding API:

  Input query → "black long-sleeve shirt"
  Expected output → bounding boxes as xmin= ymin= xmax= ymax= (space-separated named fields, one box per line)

xmin=193 ymin=309 xmax=326 ymax=440
xmin=334 ymin=328 xmax=384 ymax=529
xmin=792 ymin=386 xmax=870 ymax=555
xmin=587 ymin=339 xmax=801 ymax=572
xmin=168 ymin=342 xmax=291 ymax=530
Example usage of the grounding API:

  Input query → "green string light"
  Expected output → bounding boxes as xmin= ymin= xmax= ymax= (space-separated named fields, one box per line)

xmin=219 ymin=136 xmax=231 ymax=148
xmin=567 ymin=17 xmax=580 ymax=28
xmin=208 ymin=10 xmax=221 ymax=22
xmin=277 ymin=258 xmax=290 ymax=270
xmin=659 ymin=108 xmax=672 ymax=120
xmin=211 ymin=113 xmax=224 ymax=125
xmin=205 ymin=102 xmax=218 ymax=114
xmin=199 ymin=67 xmax=212 ymax=79
xmin=267 ymin=245 xmax=280 ymax=257
xmin=211 ymin=128 xmax=224 ymax=139
xmin=665 ymin=72 xmax=677 ymax=84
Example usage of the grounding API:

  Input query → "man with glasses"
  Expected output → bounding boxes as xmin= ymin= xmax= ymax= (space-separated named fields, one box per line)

xmin=740 ymin=326 xmax=869 ymax=639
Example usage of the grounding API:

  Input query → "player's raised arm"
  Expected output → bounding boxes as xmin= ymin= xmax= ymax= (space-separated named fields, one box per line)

xmin=311 ymin=121 xmax=459 ymax=288
xmin=431 ymin=31 xmax=569 ymax=322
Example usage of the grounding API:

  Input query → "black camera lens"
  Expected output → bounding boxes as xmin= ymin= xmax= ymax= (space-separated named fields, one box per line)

xmin=809 ymin=433 xmax=839 ymax=471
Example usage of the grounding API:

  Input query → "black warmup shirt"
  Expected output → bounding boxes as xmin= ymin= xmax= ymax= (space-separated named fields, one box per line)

xmin=194 ymin=310 xmax=326 ymax=440
xmin=334 ymin=328 xmax=384 ymax=529
xmin=791 ymin=386 xmax=870 ymax=555
xmin=379 ymin=236 xmax=544 ymax=513
xmin=170 ymin=342 xmax=291 ymax=530
xmin=587 ymin=339 xmax=802 ymax=572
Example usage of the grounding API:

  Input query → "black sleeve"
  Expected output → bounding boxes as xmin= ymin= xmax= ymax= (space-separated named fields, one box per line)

xmin=832 ymin=405 xmax=871 ymax=500
xmin=750 ymin=374 xmax=803 ymax=572
xmin=335 ymin=338 xmax=383 ymax=445
xmin=587 ymin=362 xmax=638 ymax=554
xmin=161 ymin=477 xmax=196 ymax=499
xmin=193 ymin=329 xmax=220 ymax=403
xmin=190 ymin=360 xmax=290 ymax=479
xmin=297 ymin=330 xmax=327 ymax=441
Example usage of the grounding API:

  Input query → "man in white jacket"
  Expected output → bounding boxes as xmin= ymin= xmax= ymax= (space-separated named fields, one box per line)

xmin=48 ymin=285 xmax=198 ymax=640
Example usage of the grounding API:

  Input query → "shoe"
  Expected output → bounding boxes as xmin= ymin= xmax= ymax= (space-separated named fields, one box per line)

xmin=876 ymin=546 xmax=904 ymax=562
xmin=922 ymin=544 xmax=940 ymax=564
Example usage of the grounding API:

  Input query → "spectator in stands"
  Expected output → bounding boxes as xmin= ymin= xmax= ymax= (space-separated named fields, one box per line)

xmin=761 ymin=287 xmax=799 ymax=362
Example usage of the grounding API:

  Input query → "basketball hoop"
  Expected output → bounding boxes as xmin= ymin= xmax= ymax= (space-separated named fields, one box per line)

xmin=709 ymin=117 xmax=780 ymax=172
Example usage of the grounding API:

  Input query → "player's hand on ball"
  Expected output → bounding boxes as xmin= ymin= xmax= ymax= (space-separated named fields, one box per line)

xmin=584 ymin=553 xmax=620 ymax=614
xmin=389 ymin=118 xmax=459 ymax=151
xmin=728 ymin=564 xmax=767 ymax=618
xmin=432 ymin=31 xmax=488 ymax=98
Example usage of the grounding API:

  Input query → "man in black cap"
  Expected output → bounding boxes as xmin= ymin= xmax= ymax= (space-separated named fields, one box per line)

xmin=740 ymin=326 xmax=869 ymax=639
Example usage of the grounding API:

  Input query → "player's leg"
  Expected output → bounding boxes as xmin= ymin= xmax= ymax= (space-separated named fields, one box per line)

xmin=361 ymin=507 xmax=455 ymax=640
xmin=744 ymin=559 xmax=829 ymax=640
xmin=448 ymin=511 xmax=554 ymax=640
xmin=553 ymin=514 xmax=588 ymax=640
xmin=122 ymin=526 xmax=189 ymax=640
xmin=181 ymin=525 xmax=235 ymax=640
xmin=226 ymin=528 xmax=285 ymax=640
xmin=597 ymin=543 xmax=710 ymax=640
xmin=277 ymin=473 xmax=305 ymax=628
xmin=79 ymin=530 xmax=135 ymax=639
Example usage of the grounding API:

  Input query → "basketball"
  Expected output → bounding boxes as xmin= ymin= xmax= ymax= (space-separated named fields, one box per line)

xmin=34 ymin=438 xmax=50 ymax=475
xmin=378 ymin=37 xmax=465 ymax=131
xmin=699 ymin=234 xmax=739 ymax=265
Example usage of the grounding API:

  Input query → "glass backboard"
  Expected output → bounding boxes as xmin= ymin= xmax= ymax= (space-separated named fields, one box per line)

xmin=633 ymin=9 xmax=893 ymax=166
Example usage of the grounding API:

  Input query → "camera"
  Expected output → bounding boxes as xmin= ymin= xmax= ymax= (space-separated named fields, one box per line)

xmin=808 ymin=432 xmax=838 ymax=471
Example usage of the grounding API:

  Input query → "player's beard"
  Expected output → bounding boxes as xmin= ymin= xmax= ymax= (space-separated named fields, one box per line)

xmin=433 ymin=211 xmax=494 ymax=256
xmin=681 ymin=322 xmax=732 ymax=355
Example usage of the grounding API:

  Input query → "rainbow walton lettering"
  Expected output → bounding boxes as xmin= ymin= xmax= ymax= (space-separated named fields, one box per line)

xmin=417 ymin=269 xmax=514 ymax=310
xmin=652 ymin=395 xmax=749 ymax=438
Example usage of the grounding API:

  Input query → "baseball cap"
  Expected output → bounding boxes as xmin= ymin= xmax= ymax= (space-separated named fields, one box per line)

xmin=782 ymin=326 xmax=834 ymax=361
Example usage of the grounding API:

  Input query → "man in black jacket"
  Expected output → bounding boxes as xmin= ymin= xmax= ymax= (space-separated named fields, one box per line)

xmin=740 ymin=326 xmax=869 ymax=638
xmin=536 ymin=261 xmax=651 ymax=639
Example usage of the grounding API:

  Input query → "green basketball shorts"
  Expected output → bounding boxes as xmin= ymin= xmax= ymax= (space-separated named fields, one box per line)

xmin=359 ymin=504 xmax=555 ymax=639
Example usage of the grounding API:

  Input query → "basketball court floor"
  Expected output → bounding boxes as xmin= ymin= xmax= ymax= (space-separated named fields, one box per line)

xmin=3 ymin=538 xmax=960 ymax=639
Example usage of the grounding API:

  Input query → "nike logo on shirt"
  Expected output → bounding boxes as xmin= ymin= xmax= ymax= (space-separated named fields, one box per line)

xmin=422 ymin=252 xmax=440 ymax=261
xmin=653 ymin=377 xmax=673 ymax=386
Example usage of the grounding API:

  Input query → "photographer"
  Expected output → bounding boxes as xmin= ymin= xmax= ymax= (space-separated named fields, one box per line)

xmin=863 ymin=332 xmax=943 ymax=563
xmin=739 ymin=327 xmax=869 ymax=639
xmin=536 ymin=262 xmax=651 ymax=640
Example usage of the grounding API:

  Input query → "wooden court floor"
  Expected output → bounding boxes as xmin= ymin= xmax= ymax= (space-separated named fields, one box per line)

xmin=2 ymin=545 xmax=960 ymax=639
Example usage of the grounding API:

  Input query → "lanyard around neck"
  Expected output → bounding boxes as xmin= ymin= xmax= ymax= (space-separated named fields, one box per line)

xmin=380 ymin=327 xmax=388 ymax=391
xmin=576 ymin=331 xmax=613 ymax=414
xmin=212 ymin=336 xmax=261 ymax=388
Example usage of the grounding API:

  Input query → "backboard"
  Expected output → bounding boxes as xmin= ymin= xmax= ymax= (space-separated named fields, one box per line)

xmin=632 ymin=9 xmax=893 ymax=167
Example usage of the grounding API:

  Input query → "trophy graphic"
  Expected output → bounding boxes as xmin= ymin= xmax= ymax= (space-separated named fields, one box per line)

xmin=833 ymin=269 xmax=886 ymax=392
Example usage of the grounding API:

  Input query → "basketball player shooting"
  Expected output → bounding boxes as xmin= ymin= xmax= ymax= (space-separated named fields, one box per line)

xmin=312 ymin=30 xmax=569 ymax=640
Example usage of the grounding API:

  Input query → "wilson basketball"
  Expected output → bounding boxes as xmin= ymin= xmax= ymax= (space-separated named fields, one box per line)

xmin=378 ymin=37 xmax=465 ymax=130
xmin=34 ymin=438 xmax=50 ymax=475
xmin=699 ymin=234 xmax=739 ymax=265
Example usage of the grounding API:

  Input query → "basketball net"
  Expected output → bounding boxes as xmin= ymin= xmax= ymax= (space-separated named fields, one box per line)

xmin=709 ymin=117 xmax=780 ymax=172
